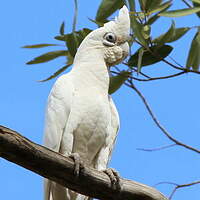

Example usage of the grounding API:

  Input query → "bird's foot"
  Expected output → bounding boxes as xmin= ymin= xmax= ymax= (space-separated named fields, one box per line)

xmin=69 ymin=153 xmax=84 ymax=178
xmin=103 ymin=168 xmax=121 ymax=191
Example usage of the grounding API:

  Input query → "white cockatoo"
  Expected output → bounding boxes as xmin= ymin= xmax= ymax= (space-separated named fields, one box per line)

xmin=44 ymin=5 xmax=130 ymax=200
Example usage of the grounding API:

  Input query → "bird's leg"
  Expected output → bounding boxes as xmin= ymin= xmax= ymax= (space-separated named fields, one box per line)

xmin=103 ymin=168 xmax=121 ymax=191
xmin=69 ymin=152 xmax=84 ymax=178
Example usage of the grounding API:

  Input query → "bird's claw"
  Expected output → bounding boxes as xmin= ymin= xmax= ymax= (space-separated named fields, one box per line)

xmin=103 ymin=168 xmax=121 ymax=191
xmin=69 ymin=153 xmax=84 ymax=177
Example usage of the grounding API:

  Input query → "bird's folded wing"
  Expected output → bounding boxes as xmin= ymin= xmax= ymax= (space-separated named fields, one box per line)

xmin=43 ymin=74 xmax=74 ymax=200
xmin=43 ymin=74 xmax=74 ymax=152
xmin=94 ymin=97 xmax=120 ymax=170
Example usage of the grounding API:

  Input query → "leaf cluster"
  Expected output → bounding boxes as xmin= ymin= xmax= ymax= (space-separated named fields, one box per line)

xmin=23 ymin=0 xmax=200 ymax=93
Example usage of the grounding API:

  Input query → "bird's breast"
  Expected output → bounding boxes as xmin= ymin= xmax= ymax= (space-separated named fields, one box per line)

xmin=74 ymin=91 xmax=111 ymax=134
xmin=69 ymin=90 xmax=112 ymax=163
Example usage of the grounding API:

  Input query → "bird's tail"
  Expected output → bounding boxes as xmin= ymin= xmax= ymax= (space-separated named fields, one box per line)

xmin=44 ymin=179 xmax=90 ymax=200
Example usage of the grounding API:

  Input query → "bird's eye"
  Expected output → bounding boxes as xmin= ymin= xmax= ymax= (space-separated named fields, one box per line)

xmin=103 ymin=32 xmax=116 ymax=46
xmin=105 ymin=33 xmax=116 ymax=43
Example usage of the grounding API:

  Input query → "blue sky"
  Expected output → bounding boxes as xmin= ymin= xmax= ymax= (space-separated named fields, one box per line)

xmin=0 ymin=0 xmax=200 ymax=199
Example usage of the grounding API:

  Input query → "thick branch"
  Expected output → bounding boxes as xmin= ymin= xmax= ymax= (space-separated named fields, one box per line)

xmin=0 ymin=125 xmax=167 ymax=200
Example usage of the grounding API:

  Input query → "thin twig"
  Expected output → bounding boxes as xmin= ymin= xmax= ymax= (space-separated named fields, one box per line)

xmin=123 ymin=62 xmax=152 ymax=78
xmin=154 ymin=181 xmax=178 ymax=187
xmin=137 ymin=144 xmax=176 ymax=152
xmin=181 ymin=0 xmax=192 ymax=8
xmin=133 ymin=39 xmax=200 ymax=75
xmin=137 ymin=70 xmax=151 ymax=78
xmin=162 ymin=58 xmax=200 ymax=75
xmin=133 ymin=71 xmax=185 ymax=81
xmin=111 ymin=70 xmax=185 ymax=82
xmin=113 ymin=65 xmax=121 ymax=72
xmin=131 ymin=66 xmax=152 ymax=78
xmin=155 ymin=180 xmax=200 ymax=199
xmin=169 ymin=56 xmax=185 ymax=68
xmin=125 ymin=80 xmax=200 ymax=154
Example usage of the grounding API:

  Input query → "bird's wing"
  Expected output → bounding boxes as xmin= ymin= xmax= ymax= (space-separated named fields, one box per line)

xmin=94 ymin=96 xmax=120 ymax=170
xmin=106 ymin=97 xmax=120 ymax=163
xmin=43 ymin=73 xmax=74 ymax=200
xmin=43 ymin=73 xmax=74 ymax=151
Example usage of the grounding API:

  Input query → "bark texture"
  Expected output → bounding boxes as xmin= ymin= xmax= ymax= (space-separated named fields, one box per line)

xmin=0 ymin=125 xmax=168 ymax=200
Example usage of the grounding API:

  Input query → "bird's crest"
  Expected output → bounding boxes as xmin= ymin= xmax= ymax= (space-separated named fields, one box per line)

xmin=103 ymin=5 xmax=130 ymax=40
xmin=73 ymin=5 xmax=130 ymax=65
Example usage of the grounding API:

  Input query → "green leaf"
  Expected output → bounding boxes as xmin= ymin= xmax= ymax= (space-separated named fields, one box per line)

xmin=130 ymin=14 xmax=148 ymax=47
xmin=159 ymin=7 xmax=200 ymax=17
xmin=60 ymin=22 xmax=65 ymax=35
xmin=186 ymin=30 xmax=200 ymax=71
xmin=22 ymin=44 xmax=61 ymax=48
xmin=137 ymin=48 xmax=144 ymax=73
xmin=165 ymin=27 xmax=190 ymax=42
xmin=65 ymin=33 xmax=79 ymax=57
xmin=138 ymin=0 xmax=147 ymax=11
xmin=109 ymin=71 xmax=131 ymax=94
xmin=146 ymin=0 xmax=162 ymax=12
xmin=147 ymin=1 xmax=172 ymax=25
xmin=55 ymin=28 xmax=92 ymax=57
xmin=148 ymin=0 xmax=172 ymax=15
xmin=88 ymin=18 xmax=105 ymax=27
xmin=128 ymin=45 xmax=173 ymax=67
xmin=192 ymin=0 xmax=200 ymax=3
xmin=26 ymin=50 xmax=68 ymax=64
xmin=96 ymin=0 xmax=126 ymax=22
xmin=77 ymin=28 xmax=92 ymax=39
xmin=127 ymin=0 xmax=135 ymax=11
xmin=55 ymin=28 xmax=92 ymax=41
xmin=38 ymin=64 xmax=71 ymax=82
xmin=192 ymin=1 xmax=200 ymax=18
xmin=66 ymin=53 xmax=74 ymax=65
xmin=153 ymin=24 xmax=190 ymax=44
xmin=153 ymin=20 xmax=175 ymax=44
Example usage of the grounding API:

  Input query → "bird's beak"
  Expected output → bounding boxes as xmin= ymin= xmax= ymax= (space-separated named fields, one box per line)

xmin=119 ymin=42 xmax=129 ymax=60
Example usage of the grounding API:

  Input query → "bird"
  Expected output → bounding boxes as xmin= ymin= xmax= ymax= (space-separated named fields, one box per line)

xmin=43 ymin=5 xmax=130 ymax=200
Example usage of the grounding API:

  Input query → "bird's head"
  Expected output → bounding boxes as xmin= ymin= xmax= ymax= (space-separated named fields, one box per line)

xmin=75 ymin=5 xmax=130 ymax=67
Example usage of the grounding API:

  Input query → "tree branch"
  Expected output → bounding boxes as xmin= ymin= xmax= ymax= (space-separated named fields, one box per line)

xmin=125 ymin=81 xmax=200 ymax=154
xmin=111 ymin=70 xmax=185 ymax=82
xmin=137 ymin=144 xmax=177 ymax=152
xmin=132 ymin=71 xmax=185 ymax=82
xmin=133 ymin=39 xmax=200 ymax=75
xmin=155 ymin=180 xmax=200 ymax=199
xmin=181 ymin=0 xmax=192 ymax=8
xmin=0 ymin=125 xmax=167 ymax=200
xmin=162 ymin=58 xmax=200 ymax=75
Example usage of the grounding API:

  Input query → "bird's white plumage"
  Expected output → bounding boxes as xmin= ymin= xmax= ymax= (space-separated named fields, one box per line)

xmin=44 ymin=5 xmax=130 ymax=200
